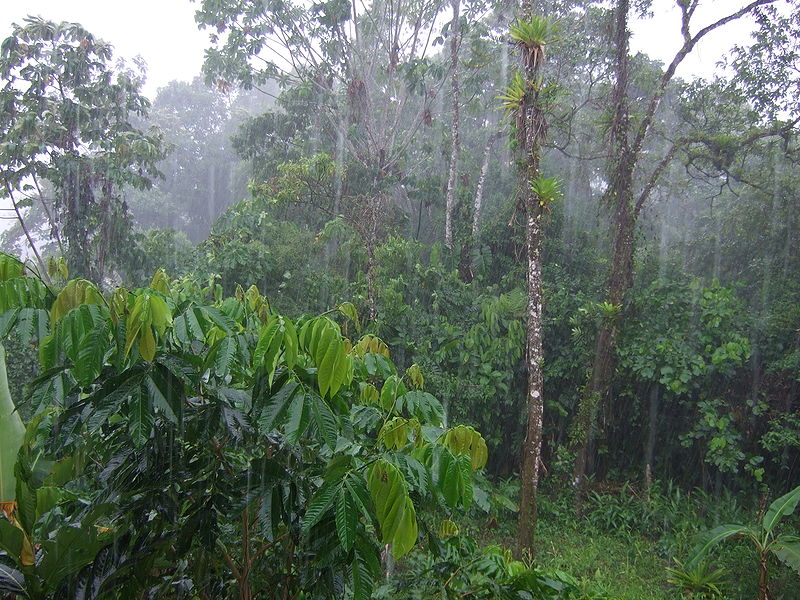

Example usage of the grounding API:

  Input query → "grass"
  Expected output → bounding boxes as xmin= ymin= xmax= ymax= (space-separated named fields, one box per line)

xmin=534 ymin=523 xmax=674 ymax=600
xmin=457 ymin=483 xmax=800 ymax=600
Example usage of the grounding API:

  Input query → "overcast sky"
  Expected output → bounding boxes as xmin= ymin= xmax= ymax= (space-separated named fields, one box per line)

xmin=0 ymin=0 xmax=208 ymax=99
xmin=0 ymin=0 xmax=762 ymax=101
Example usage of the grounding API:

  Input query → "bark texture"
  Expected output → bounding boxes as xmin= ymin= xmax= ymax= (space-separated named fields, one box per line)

xmin=516 ymin=2 xmax=549 ymax=554
xmin=444 ymin=0 xmax=461 ymax=250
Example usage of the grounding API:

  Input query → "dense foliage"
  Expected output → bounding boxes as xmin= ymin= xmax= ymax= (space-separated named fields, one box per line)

xmin=1 ymin=0 xmax=800 ymax=597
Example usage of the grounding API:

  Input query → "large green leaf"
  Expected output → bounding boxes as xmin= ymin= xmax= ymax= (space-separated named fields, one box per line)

xmin=50 ymin=279 xmax=104 ymax=323
xmin=367 ymin=460 xmax=418 ymax=558
xmin=0 ymin=253 xmax=24 ymax=282
xmin=311 ymin=395 xmax=338 ymax=451
xmin=15 ymin=307 xmax=50 ymax=347
xmin=438 ymin=448 xmax=467 ymax=508
xmin=396 ymin=390 xmax=444 ymax=426
xmin=74 ymin=321 xmax=110 ymax=387
xmin=146 ymin=366 xmax=184 ymax=425
xmin=441 ymin=425 xmax=488 ymax=470
xmin=0 ymin=277 xmax=48 ymax=313
xmin=127 ymin=389 xmax=154 ymax=448
xmin=344 ymin=475 xmax=373 ymax=525
xmin=335 ymin=486 xmax=357 ymax=551
xmin=763 ymin=485 xmax=800 ymax=534
xmin=258 ymin=380 xmax=299 ymax=434
xmin=686 ymin=524 xmax=752 ymax=569
xmin=200 ymin=306 xmax=237 ymax=335
xmin=351 ymin=538 xmax=380 ymax=600
xmin=302 ymin=484 xmax=337 ymax=533
xmin=380 ymin=375 xmax=405 ymax=412
xmin=302 ymin=317 xmax=350 ymax=397
xmin=254 ymin=317 xmax=284 ymax=385
xmin=773 ymin=535 xmax=800 ymax=574
xmin=0 ymin=515 xmax=26 ymax=563
xmin=284 ymin=390 xmax=310 ymax=444
xmin=0 ymin=345 xmax=24 ymax=502
xmin=211 ymin=335 xmax=237 ymax=378
xmin=0 ymin=562 xmax=25 ymax=596
xmin=38 ymin=525 xmax=108 ymax=592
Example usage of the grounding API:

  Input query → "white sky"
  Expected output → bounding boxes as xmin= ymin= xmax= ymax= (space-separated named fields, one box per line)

xmin=0 ymin=0 xmax=765 ymax=101
xmin=0 ymin=0 xmax=207 ymax=100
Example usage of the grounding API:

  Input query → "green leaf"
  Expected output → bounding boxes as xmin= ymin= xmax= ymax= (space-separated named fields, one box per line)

xmin=335 ymin=486 xmax=357 ymax=551
xmin=380 ymin=376 xmax=406 ymax=412
xmin=686 ymin=524 xmax=751 ymax=569
xmin=344 ymin=475 xmax=373 ymax=525
xmin=38 ymin=525 xmax=107 ymax=591
xmin=258 ymin=380 xmax=299 ymax=434
xmin=763 ymin=485 xmax=800 ymax=534
xmin=0 ymin=562 xmax=25 ymax=596
xmin=127 ymin=389 xmax=154 ymax=447
xmin=284 ymin=390 xmax=310 ymax=444
xmin=772 ymin=536 xmax=800 ymax=574
xmin=282 ymin=317 xmax=298 ymax=371
xmin=0 ymin=344 xmax=25 ymax=503
xmin=351 ymin=539 xmax=379 ymax=600
xmin=35 ymin=486 xmax=62 ymax=520
xmin=338 ymin=301 xmax=361 ymax=333
xmin=211 ymin=335 xmax=237 ymax=378
xmin=0 ymin=254 xmax=24 ymax=282
xmin=200 ymin=306 xmax=237 ymax=335
xmin=74 ymin=321 xmax=110 ymax=386
xmin=311 ymin=395 xmax=338 ymax=451
xmin=139 ymin=326 xmax=156 ymax=362
xmin=397 ymin=390 xmax=444 ymax=425
xmin=50 ymin=279 xmax=104 ymax=323
xmin=367 ymin=460 xmax=418 ymax=558
xmin=439 ymin=449 xmax=462 ymax=508
xmin=254 ymin=317 xmax=283 ymax=385
xmin=146 ymin=366 xmax=183 ymax=425
xmin=302 ymin=484 xmax=336 ymax=533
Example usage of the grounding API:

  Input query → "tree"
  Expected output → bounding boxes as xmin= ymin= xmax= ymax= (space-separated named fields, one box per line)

xmin=687 ymin=485 xmax=800 ymax=600
xmin=571 ymin=0 xmax=786 ymax=500
xmin=0 ymin=17 xmax=166 ymax=282
xmin=0 ymin=251 xmax=490 ymax=599
xmin=195 ymin=0 xmax=464 ymax=319
xmin=127 ymin=78 xmax=274 ymax=241
xmin=502 ymin=11 xmax=561 ymax=552
xmin=444 ymin=0 xmax=463 ymax=251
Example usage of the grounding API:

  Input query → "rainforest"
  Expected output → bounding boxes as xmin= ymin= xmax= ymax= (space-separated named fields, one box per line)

xmin=0 ymin=0 xmax=799 ymax=598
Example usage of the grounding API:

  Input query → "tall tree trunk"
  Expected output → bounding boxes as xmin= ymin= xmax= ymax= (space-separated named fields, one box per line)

xmin=472 ymin=131 xmax=502 ymax=237
xmin=444 ymin=0 xmax=461 ymax=250
xmin=644 ymin=383 xmax=659 ymax=498
xmin=572 ymin=0 xmax=632 ymax=507
xmin=516 ymin=5 xmax=551 ymax=555
xmin=570 ymin=0 xmax=774 ymax=508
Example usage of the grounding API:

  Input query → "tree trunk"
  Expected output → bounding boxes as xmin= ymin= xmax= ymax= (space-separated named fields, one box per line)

xmin=758 ymin=551 xmax=770 ymax=600
xmin=472 ymin=131 xmax=501 ymax=238
xmin=366 ymin=240 xmax=377 ymax=322
xmin=644 ymin=383 xmax=659 ymax=496
xmin=572 ymin=0 xmax=632 ymax=508
xmin=571 ymin=0 xmax=777 ymax=507
xmin=518 ymin=202 xmax=545 ymax=553
xmin=516 ymin=4 xmax=550 ymax=555
xmin=444 ymin=0 xmax=461 ymax=250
